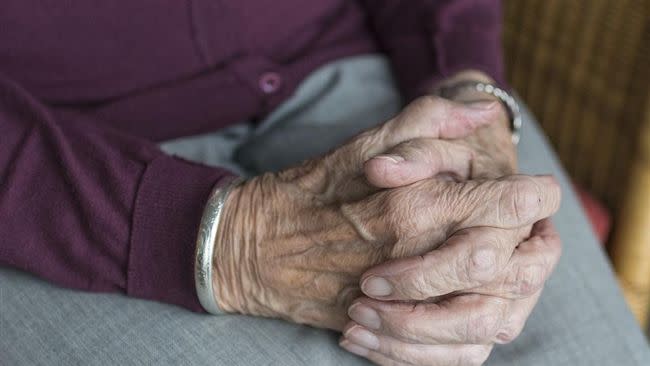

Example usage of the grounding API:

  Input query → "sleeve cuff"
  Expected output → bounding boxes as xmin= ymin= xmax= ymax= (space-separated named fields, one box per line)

xmin=126 ymin=154 xmax=235 ymax=312
xmin=409 ymin=1 xmax=507 ymax=99
xmin=412 ymin=34 xmax=506 ymax=98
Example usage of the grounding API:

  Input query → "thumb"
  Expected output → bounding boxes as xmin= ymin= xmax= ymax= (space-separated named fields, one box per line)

xmin=364 ymin=138 xmax=474 ymax=188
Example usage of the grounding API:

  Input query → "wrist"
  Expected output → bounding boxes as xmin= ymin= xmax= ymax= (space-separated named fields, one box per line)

xmin=211 ymin=178 xmax=264 ymax=315
xmin=433 ymin=70 xmax=496 ymax=89
xmin=433 ymin=71 xmax=509 ymax=132
xmin=432 ymin=72 xmax=518 ymax=176
xmin=210 ymin=172 xmax=364 ymax=326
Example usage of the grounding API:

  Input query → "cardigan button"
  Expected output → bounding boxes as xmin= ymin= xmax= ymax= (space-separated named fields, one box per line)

xmin=258 ymin=72 xmax=282 ymax=94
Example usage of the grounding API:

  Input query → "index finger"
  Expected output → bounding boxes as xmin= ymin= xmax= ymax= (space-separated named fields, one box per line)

xmin=317 ymin=97 xmax=499 ymax=180
xmin=389 ymin=174 xmax=562 ymax=236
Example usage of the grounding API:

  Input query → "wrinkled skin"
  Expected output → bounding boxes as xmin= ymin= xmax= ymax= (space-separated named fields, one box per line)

xmin=338 ymin=73 xmax=563 ymax=366
xmin=341 ymin=218 xmax=561 ymax=365
xmin=212 ymin=92 xmax=562 ymax=351
xmin=209 ymin=71 xmax=563 ymax=365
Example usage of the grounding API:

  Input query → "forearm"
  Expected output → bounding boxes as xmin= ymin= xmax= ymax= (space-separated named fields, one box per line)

xmin=0 ymin=74 xmax=233 ymax=311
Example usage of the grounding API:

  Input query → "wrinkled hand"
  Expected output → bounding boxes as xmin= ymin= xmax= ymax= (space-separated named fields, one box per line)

xmin=341 ymin=219 xmax=561 ymax=365
xmin=211 ymin=96 xmax=561 ymax=333
xmin=340 ymin=77 xmax=562 ymax=365
xmin=364 ymin=80 xmax=515 ymax=187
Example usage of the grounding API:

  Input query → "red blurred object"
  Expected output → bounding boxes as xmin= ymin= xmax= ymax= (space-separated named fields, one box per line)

xmin=573 ymin=184 xmax=612 ymax=245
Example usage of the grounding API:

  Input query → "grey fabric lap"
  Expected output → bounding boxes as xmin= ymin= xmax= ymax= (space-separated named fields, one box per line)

xmin=1 ymin=55 xmax=648 ymax=365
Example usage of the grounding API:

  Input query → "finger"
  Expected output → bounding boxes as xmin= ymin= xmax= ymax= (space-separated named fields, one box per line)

xmin=340 ymin=175 xmax=561 ymax=270
xmin=383 ymin=97 xmax=499 ymax=142
xmin=349 ymin=176 xmax=560 ymax=300
xmin=347 ymin=295 xmax=512 ymax=345
xmin=451 ymin=175 xmax=562 ymax=230
xmin=395 ymin=174 xmax=561 ymax=234
xmin=364 ymin=138 xmax=474 ymax=189
xmin=359 ymin=226 xmax=525 ymax=301
xmin=342 ymin=323 xmax=493 ymax=365
xmin=473 ymin=219 xmax=562 ymax=299
xmin=304 ymin=97 xmax=499 ymax=184
xmin=493 ymin=290 xmax=542 ymax=344
xmin=359 ymin=220 xmax=560 ymax=301
xmin=359 ymin=97 xmax=498 ymax=161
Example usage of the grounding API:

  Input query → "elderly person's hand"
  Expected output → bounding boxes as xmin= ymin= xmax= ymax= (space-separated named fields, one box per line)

xmin=339 ymin=72 xmax=563 ymax=365
xmin=341 ymin=219 xmax=561 ymax=365
xmin=211 ymin=95 xmax=561 ymax=337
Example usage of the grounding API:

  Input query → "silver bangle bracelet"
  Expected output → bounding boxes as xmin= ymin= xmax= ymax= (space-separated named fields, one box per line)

xmin=437 ymin=81 xmax=523 ymax=145
xmin=194 ymin=177 xmax=243 ymax=315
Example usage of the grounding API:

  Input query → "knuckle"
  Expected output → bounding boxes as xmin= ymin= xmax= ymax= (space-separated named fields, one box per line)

xmin=463 ymin=243 xmax=500 ymax=285
xmin=511 ymin=263 xmax=546 ymax=296
xmin=406 ymin=96 xmax=449 ymax=129
xmin=412 ymin=95 xmax=441 ymax=110
xmin=467 ymin=298 xmax=509 ymax=341
xmin=383 ymin=189 xmax=419 ymax=239
xmin=516 ymin=264 xmax=545 ymax=296
xmin=398 ymin=140 xmax=439 ymax=168
xmin=353 ymin=130 xmax=382 ymax=159
xmin=499 ymin=178 xmax=542 ymax=225
xmin=460 ymin=345 xmax=493 ymax=366
xmin=542 ymin=177 xmax=562 ymax=210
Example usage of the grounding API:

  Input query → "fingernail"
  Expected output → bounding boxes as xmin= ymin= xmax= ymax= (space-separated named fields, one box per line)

xmin=466 ymin=101 xmax=498 ymax=110
xmin=348 ymin=303 xmax=381 ymax=330
xmin=340 ymin=339 xmax=370 ymax=357
xmin=361 ymin=276 xmax=393 ymax=297
xmin=345 ymin=326 xmax=380 ymax=350
xmin=373 ymin=154 xmax=405 ymax=164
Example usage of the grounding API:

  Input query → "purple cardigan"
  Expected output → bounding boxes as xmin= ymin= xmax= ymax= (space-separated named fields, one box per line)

xmin=0 ymin=0 xmax=504 ymax=311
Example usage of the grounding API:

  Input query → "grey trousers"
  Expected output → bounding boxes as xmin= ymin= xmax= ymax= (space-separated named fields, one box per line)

xmin=2 ymin=56 xmax=649 ymax=365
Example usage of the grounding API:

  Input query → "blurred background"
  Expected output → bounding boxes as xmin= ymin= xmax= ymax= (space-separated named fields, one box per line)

xmin=502 ymin=0 xmax=650 ymax=334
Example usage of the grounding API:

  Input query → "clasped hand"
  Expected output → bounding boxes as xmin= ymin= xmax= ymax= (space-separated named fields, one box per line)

xmin=213 ymin=96 xmax=562 ymax=365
